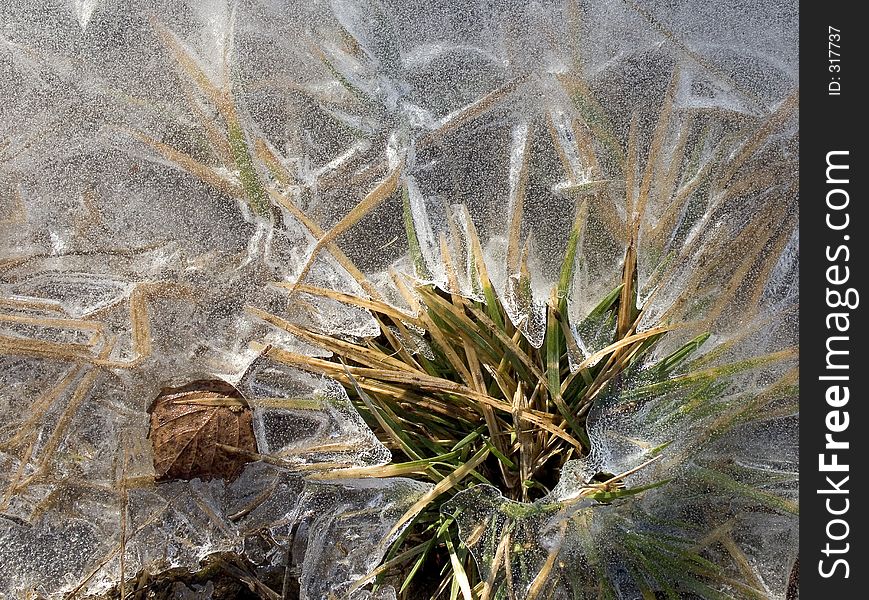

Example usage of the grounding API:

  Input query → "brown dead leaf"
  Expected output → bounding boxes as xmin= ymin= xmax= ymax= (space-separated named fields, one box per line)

xmin=148 ymin=379 xmax=258 ymax=482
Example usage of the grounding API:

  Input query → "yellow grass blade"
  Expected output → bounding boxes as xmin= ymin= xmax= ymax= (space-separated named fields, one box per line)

xmin=292 ymin=161 xmax=403 ymax=288
xmin=384 ymin=446 xmax=491 ymax=543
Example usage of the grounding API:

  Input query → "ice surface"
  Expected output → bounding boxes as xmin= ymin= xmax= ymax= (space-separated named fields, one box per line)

xmin=1 ymin=0 xmax=797 ymax=598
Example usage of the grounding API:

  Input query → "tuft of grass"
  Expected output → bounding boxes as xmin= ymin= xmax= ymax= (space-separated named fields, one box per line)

xmin=250 ymin=196 xmax=739 ymax=598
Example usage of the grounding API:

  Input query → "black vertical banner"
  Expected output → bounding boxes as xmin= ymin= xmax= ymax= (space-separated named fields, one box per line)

xmin=800 ymin=3 xmax=867 ymax=597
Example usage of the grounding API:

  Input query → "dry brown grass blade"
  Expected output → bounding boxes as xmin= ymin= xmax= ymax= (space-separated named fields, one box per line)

xmin=0 ymin=297 xmax=65 ymax=312
xmin=12 ymin=366 xmax=101 ymax=494
xmin=617 ymin=243 xmax=637 ymax=340
xmin=624 ymin=114 xmax=639 ymax=238
xmin=292 ymin=161 xmax=403 ymax=289
xmin=616 ymin=113 xmax=640 ymax=339
xmin=418 ymin=75 xmax=529 ymax=148
xmin=0 ymin=334 xmax=95 ymax=362
xmin=152 ymin=19 xmax=226 ymax=110
xmin=656 ymin=198 xmax=789 ymax=326
xmin=619 ymin=0 xmax=769 ymax=114
xmin=720 ymin=91 xmax=798 ymax=186
xmin=384 ymin=446 xmax=491 ymax=543
xmin=390 ymin=267 xmax=422 ymax=314
xmin=634 ymin=68 xmax=679 ymax=244
xmin=255 ymin=138 xmax=295 ymax=186
xmin=370 ymin=314 xmax=423 ymax=371
xmin=439 ymin=234 xmax=494 ymax=401
xmin=645 ymin=121 xmax=712 ymax=254
xmin=127 ymin=129 xmax=243 ymax=198
xmin=0 ymin=365 xmax=83 ymax=452
xmin=179 ymin=80 xmax=234 ymax=166
xmin=267 ymin=188 xmax=381 ymax=300
xmin=93 ymin=282 xmax=191 ymax=369
xmin=721 ymin=532 xmax=767 ymax=593
xmin=118 ymin=445 xmax=130 ymax=600
xmin=526 ymin=521 xmax=568 ymax=600
xmin=308 ymin=462 xmax=432 ymax=480
xmin=0 ymin=313 xmax=105 ymax=338
xmin=0 ymin=439 xmax=36 ymax=512
xmin=479 ymin=530 xmax=512 ymax=600
xmin=275 ymin=282 xmax=416 ymax=322
xmin=246 ymin=305 xmax=416 ymax=373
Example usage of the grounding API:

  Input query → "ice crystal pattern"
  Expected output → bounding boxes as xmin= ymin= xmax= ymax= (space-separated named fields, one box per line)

xmin=1 ymin=1 xmax=797 ymax=599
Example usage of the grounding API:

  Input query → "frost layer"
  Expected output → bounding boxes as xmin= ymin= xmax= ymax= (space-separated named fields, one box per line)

xmin=1 ymin=1 xmax=796 ymax=598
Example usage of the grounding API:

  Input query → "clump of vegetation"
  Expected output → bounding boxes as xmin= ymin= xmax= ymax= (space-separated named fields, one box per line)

xmin=248 ymin=200 xmax=719 ymax=599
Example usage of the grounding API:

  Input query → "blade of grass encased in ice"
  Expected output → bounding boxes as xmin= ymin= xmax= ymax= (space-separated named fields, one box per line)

xmin=152 ymin=19 xmax=225 ymax=109
xmin=479 ymin=531 xmax=511 ymax=600
xmin=720 ymin=91 xmax=798 ymax=186
xmin=178 ymin=82 xmax=234 ymax=166
xmin=526 ymin=521 xmax=567 ymax=600
xmin=225 ymin=104 xmax=271 ymax=217
xmin=385 ymin=446 xmax=491 ymax=543
xmin=254 ymin=138 xmax=295 ymax=186
xmin=309 ymin=42 xmax=373 ymax=106
xmin=584 ymin=479 xmax=670 ymax=502
xmin=621 ymin=347 xmax=796 ymax=402
xmin=461 ymin=204 xmax=504 ymax=329
xmin=620 ymin=0 xmax=769 ymax=115
xmin=556 ymin=72 xmax=625 ymax=168
xmin=557 ymin=198 xmax=588 ymax=305
xmin=274 ymin=283 xmax=418 ymax=323
xmin=246 ymin=306 xmax=416 ymax=373
xmin=690 ymin=467 xmax=798 ymax=514
xmin=588 ymin=284 xmax=624 ymax=319
xmin=654 ymin=333 xmax=710 ymax=376
xmin=633 ymin=68 xmax=679 ymax=244
xmin=153 ymin=19 xmax=271 ymax=217
xmin=403 ymin=181 xmax=433 ymax=280
xmin=268 ymin=188 xmax=381 ymax=299
xmin=293 ymin=161 xmax=403 ymax=287
xmin=720 ymin=532 xmax=768 ymax=594
xmin=127 ymin=129 xmax=243 ymax=198
xmin=418 ymin=75 xmax=529 ymax=148
xmin=338 ymin=361 xmax=425 ymax=462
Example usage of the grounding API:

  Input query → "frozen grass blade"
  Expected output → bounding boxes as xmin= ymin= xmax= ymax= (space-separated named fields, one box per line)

xmin=292 ymin=161 xmax=403 ymax=289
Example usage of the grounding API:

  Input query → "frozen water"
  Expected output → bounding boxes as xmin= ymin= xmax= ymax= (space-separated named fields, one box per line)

xmin=1 ymin=0 xmax=796 ymax=598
